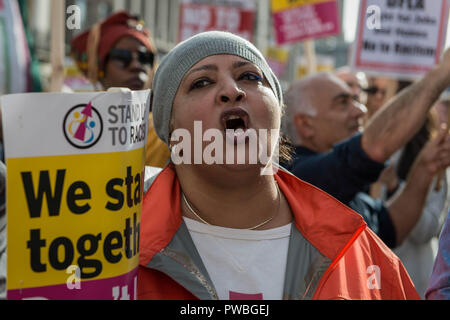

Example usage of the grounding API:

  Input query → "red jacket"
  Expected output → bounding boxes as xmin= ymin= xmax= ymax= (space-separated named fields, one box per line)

xmin=138 ymin=165 xmax=420 ymax=300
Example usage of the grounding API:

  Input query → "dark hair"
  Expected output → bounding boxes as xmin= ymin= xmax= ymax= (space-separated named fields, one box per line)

xmin=397 ymin=115 xmax=435 ymax=180
xmin=396 ymin=80 xmax=414 ymax=94
xmin=279 ymin=135 xmax=294 ymax=165
xmin=395 ymin=81 xmax=436 ymax=180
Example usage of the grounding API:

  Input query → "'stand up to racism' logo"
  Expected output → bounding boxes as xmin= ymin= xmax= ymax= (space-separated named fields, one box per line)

xmin=63 ymin=103 xmax=103 ymax=149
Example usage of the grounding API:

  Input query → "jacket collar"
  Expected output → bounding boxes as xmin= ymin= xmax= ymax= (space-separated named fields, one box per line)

xmin=275 ymin=168 xmax=365 ymax=260
xmin=140 ymin=165 xmax=365 ymax=266
xmin=293 ymin=145 xmax=318 ymax=157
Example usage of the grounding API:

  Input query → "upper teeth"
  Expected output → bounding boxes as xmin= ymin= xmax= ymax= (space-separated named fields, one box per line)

xmin=227 ymin=115 xmax=241 ymax=121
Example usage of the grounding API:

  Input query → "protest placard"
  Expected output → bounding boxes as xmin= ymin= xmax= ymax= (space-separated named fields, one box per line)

xmin=271 ymin=0 xmax=340 ymax=45
xmin=265 ymin=46 xmax=290 ymax=78
xmin=1 ymin=90 xmax=150 ymax=300
xmin=178 ymin=0 xmax=255 ymax=42
xmin=296 ymin=55 xmax=335 ymax=79
xmin=352 ymin=0 xmax=449 ymax=78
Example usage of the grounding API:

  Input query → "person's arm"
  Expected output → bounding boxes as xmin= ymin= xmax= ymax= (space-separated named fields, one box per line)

xmin=386 ymin=129 xmax=450 ymax=246
xmin=362 ymin=50 xmax=450 ymax=163
xmin=426 ymin=213 xmax=450 ymax=300
xmin=408 ymin=176 xmax=448 ymax=245
xmin=291 ymin=134 xmax=385 ymax=204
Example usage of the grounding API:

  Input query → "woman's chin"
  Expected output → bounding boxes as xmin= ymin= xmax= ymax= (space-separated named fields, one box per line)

xmin=214 ymin=162 xmax=267 ymax=175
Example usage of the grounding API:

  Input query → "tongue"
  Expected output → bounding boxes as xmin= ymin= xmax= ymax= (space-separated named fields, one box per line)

xmin=227 ymin=118 xmax=246 ymax=131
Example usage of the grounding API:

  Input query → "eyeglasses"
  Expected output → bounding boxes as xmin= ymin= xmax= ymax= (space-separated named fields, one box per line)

xmin=363 ymin=86 xmax=387 ymax=96
xmin=106 ymin=48 xmax=155 ymax=68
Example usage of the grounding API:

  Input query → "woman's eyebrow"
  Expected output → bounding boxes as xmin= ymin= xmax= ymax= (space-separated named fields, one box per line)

xmin=233 ymin=61 xmax=264 ymax=77
xmin=185 ymin=64 xmax=218 ymax=78
xmin=232 ymin=61 xmax=251 ymax=69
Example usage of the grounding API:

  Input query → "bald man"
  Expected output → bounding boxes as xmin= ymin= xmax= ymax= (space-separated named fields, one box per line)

xmin=334 ymin=66 xmax=367 ymax=105
xmin=282 ymin=63 xmax=450 ymax=248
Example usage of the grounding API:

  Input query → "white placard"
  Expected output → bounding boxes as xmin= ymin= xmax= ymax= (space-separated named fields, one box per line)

xmin=2 ymin=90 xmax=150 ymax=300
xmin=1 ymin=90 xmax=150 ymax=159
xmin=352 ymin=0 xmax=450 ymax=79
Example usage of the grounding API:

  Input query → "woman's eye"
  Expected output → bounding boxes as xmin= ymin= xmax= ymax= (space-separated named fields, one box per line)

xmin=190 ymin=79 xmax=211 ymax=90
xmin=240 ymin=72 xmax=263 ymax=82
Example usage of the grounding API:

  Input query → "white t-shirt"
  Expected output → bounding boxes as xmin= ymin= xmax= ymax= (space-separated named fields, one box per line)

xmin=184 ymin=217 xmax=291 ymax=300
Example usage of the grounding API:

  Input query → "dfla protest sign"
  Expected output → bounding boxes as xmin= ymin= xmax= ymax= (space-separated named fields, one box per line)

xmin=352 ymin=0 xmax=450 ymax=79
xmin=1 ymin=90 xmax=150 ymax=300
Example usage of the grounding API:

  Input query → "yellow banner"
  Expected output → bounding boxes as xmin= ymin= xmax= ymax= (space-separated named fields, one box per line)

xmin=271 ymin=0 xmax=333 ymax=13
xmin=266 ymin=47 xmax=290 ymax=63
xmin=297 ymin=63 xmax=334 ymax=79
xmin=7 ymin=149 xmax=144 ymax=290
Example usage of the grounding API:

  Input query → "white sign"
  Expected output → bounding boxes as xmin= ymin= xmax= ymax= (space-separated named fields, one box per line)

xmin=179 ymin=0 xmax=255 ymax=42
xmin=1 ymin=90 xmax=150 ymax=159
xmin=2 ymin=90 xmax=150 ymax=300
xmin=352 ymin=0 xmax=450 ymax=79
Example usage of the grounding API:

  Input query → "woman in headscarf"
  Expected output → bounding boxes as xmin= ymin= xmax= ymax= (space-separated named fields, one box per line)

xmin=71 ymin=11 xmax=170 ymax=168
xmin=138 ymin=31 xmax=420 ymax=300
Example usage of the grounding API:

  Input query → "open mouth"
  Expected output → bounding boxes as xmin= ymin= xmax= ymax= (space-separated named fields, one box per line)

xmin=221 ymin=109 xmax=249 ymax=132
xmin=127 ymin=78 xmax=144 ymax=90
xmin=225 ymin=116 xmax=247 ymax=131
xmin=221 ymin=109 xmax=251 ymax=145
xmin=349 ymin=124 xmax=361 ymax=133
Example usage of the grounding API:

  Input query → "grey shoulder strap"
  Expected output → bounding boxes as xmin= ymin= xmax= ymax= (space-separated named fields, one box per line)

xmin=146 ymin=220 xmax=218 ymax=300
xmin=283 ymin=225 xmax=331 ymax=300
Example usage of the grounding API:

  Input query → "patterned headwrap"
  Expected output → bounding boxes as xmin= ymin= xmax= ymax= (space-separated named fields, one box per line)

xmin=71 ymin=11 xmax=156 ymax=85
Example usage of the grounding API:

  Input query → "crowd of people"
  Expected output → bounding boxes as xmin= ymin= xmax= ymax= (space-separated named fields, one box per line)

xmin=0 ymin=10 xmax=450 ymax=300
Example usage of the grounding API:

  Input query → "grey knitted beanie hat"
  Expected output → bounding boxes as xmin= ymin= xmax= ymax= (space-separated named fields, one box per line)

xmin=152 ymin=31 xmax=283 ymax=145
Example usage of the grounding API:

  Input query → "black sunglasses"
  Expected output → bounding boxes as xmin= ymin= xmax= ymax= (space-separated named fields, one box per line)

xmin=363 ymin=86 xmax=387 ymax=96
xmin=107 ymin=48 xmax=155 ymax=68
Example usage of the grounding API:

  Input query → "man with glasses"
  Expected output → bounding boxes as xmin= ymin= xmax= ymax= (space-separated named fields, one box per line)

xmin=71 ymin=11 xmax=170 ymax=168
xmin=364 ymin=76 xmax=394 ymax=119
xmin=335 ymin=66 xmax=368 ymax=105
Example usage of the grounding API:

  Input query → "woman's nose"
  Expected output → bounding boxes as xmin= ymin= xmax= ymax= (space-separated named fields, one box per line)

xmin=128 ymin=52 xmax=144 ymax=70
xmin=218 ymin=77 xmax=246 ymax=104
xmin=220 ymin=94 xmax=244 ymax=103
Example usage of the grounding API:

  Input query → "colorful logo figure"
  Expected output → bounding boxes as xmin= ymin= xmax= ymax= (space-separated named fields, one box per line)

xmin=63 ymin=103 xmax=103 ymax=149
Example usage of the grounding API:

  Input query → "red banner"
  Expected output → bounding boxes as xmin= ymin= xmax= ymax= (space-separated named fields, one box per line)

xmin=272 ymin=0 xmax=340 ymax=45
xmin=179 ymin=2 xmax=255 ymax=42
